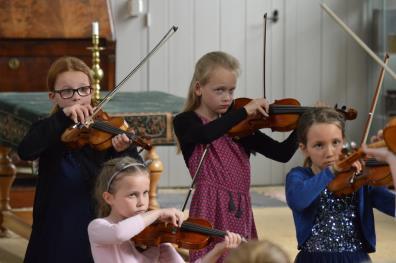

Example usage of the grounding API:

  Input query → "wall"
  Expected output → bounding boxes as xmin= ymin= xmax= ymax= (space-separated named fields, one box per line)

xmin=109 ymin=0 xmax=372 ymax=187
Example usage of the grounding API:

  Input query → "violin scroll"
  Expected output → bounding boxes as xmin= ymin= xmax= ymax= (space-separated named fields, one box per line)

xmin=334 ymin=104 xmax=357 ymax=121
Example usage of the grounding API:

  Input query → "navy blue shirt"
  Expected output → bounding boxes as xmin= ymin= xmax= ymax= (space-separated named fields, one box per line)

xmin=18 ymin=110 xmax=142 ymax=263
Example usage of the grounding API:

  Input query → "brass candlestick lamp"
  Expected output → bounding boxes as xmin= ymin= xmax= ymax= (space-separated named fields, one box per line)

xmin=89 ymin=21 xmax=104 ymax=102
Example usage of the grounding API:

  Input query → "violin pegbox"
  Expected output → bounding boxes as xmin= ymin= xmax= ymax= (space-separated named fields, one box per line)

xmin=334 ymin=104 xmax=358 ymax=121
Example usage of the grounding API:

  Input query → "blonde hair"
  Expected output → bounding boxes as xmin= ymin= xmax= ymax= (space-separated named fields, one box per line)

xmin=225 ymin=240 xmax=290 ymax=263
xmin=47 ymin=56 xmax=95 ymax=113
xmin=182 ymin=51 xmax=240 ymax=112
xmin=297 ymin=107 xmax=346 ymax=167
xmin=94 ymin=156 xmax=149 ymax=217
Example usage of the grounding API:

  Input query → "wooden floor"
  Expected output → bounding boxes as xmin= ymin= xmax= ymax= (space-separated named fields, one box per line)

xmin=1 ymin=186 xmax=396 ymax=263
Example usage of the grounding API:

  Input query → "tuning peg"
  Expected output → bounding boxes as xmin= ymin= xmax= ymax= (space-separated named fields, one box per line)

xmin=342 ymin=141 xmax=358 ymax=156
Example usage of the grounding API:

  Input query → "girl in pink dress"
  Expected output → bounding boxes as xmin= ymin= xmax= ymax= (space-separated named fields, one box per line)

xmin=174 ymin=51 xmax=298 ymax=262
xmin=88 ymin=156 xmax=242 ymax=263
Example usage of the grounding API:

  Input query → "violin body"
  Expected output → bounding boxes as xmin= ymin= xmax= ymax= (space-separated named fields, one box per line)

xmin=328 ymin=166 xmax=393 ymax=196
xmin=362 ymin=163 xmax=393 ymax=187
xmin=327 ymin=169 xmax=361 ymax=196
xmin=228 ymin=98 xmax=301 ymax=138
xmin=328 ymin=118 xmax=396 ymax=196
xmin=383 ymin=118 xmax=396 ymax=153
xmin=132 ymin=218 xmax=225 ymax=250
xmin=61 ymin=110 xmax=152 ymax=151
xmin=88 ymin=114 xmax=129 ymax=151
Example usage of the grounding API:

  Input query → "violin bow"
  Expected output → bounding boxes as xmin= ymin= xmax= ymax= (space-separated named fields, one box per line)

xmin=181 ymin=144 xmax=210 ymax=212
xmin=76 ymin=26 xmax=178 ymax=128
xmin=360 ymin=54 xmax=389 ymax=145
xmin=263 ymin=13 xmax=267 ymax=98
xmin=321 ymin=3 xmax=396 ymax=80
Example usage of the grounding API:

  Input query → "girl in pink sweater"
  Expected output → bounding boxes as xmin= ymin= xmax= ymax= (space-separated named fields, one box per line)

xmin=88 ymin=156 xmax=242 ymax=262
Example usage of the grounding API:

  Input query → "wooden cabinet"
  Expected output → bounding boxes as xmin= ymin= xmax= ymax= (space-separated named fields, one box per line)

xmin=0 ymin=39 xmax=115 ymax=92
xmin=0 ymin=0 xmax=116 ymax=92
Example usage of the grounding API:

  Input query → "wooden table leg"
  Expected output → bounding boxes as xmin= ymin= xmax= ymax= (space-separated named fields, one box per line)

xmin=0 ymin=146 xmax=16 ymax=237
xmin=145 ymin=146 xmax=163 ymax=210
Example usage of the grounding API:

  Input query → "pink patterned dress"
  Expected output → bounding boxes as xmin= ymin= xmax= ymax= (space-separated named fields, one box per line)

xmin=188 ymin=116 xmax=257 ymax=262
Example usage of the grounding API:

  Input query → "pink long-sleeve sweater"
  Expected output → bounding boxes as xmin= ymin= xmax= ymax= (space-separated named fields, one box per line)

xmin=88 ymin=215 xmax=186 ymax=263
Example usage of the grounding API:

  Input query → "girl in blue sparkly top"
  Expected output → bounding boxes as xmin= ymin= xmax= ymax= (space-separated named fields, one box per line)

xmin=285 ymin=107 xmax=395 ymax=263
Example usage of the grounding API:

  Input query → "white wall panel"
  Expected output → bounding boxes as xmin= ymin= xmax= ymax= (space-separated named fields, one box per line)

xmin=322 ymin=0 xmax=348 ymax=104
xmin=194 ymin=0 xmax=221 ymax=58
xmin=220 ymin=0 xmax=246 ymax=98
xmin=111 ymin=0 xmax=148 ymax=91
xmin=267 ymin=0 xmax=287 ymax=185
xmin=147 ymin=0 xmax=169 ymax=93
xmin=110 ymin=0 xmax=370 ymax=187
xmin=246 ymin=0 xmax=272 ymax=184
xmin=345 ymin=0 xmax=369 ymax=142
xmin=168 ymin=0 xmax=194 ymax=97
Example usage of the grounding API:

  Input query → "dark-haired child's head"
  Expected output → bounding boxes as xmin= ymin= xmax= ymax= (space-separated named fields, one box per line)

xmin=297 ymin=108 xmax=346 ymax=173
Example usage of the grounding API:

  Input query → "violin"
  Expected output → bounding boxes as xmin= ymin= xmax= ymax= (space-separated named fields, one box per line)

xmin=328 ymin=160 xmax=393 ymax=196
xmin=61 ymin=110 xmax=152 ymax=151
xmin=357 ymin=159 xmax=393 ymax=188
xmin=327 ymin=118 xmax=396 ymax=195
xmin=132 ymin=217 xmax=227 ymax=250
xmin=227 ymin=98 xmax=358 ymax=138
xmin=328 ymin=54 xmax=393 ymax=196
xmin=60 ymin=27 xmax=179 ymax=152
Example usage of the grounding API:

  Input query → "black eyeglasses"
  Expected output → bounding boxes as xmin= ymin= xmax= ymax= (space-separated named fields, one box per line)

xmin=54 ymin=86 xmax=93 ymax=99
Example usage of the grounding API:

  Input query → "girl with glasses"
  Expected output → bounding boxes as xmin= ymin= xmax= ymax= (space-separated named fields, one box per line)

xmin=18 ymin=56 xmax=142 ymax=263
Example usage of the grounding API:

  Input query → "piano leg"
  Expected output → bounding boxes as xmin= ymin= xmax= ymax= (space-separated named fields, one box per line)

xmin=145 ymin=146 xmax=163 ymax=210
xmin=0 ymin=146 xmax=16 ymax=237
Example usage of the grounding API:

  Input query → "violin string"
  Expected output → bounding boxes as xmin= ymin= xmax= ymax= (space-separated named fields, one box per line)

xmin=181 ymin=222 xmax=225 ymax=237
xmin=92 ymin=121 xmax=124 ymax=135
xmin=269 ymin=105 xmax=312 ymax=114
xmin=365 ymin=158 xmax=388 ymax=167
xmin=270 ymin=105 xmax=352 ymax=119
xmin=93 ymin=121 xmax=135 ymax=137
xmin=182 ymin=222 xmax=216 ymax=233
xmin=92 ymin=121 xmax=137 ymax=140
xmin=181 ymin=224 xmax=225 ymax=237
